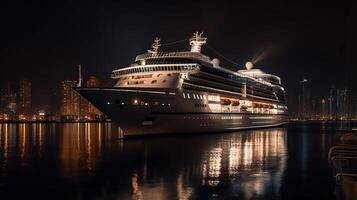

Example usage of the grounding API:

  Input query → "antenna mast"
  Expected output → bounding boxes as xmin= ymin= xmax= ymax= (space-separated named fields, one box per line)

xmin=189 ymin=32 xmax=207 ymax=53
xmin=148 ymin=37 xmax=161 ymax=56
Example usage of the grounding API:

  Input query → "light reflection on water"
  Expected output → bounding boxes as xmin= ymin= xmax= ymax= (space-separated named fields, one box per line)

xmin=0 ymin=122 xmax=340 ymax=200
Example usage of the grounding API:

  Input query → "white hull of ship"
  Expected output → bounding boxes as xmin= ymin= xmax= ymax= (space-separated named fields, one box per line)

xmin=76 ymin=87 xmax=288 ymax=136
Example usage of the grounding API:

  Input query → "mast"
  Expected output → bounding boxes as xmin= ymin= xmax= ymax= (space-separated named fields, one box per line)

xmin=148 ymin=37 xmax=161 ymax=56
xmin=77 ymin=64 xmax=83 ymax=87
xmin=189 ymin=32 xmax=207 ymax=53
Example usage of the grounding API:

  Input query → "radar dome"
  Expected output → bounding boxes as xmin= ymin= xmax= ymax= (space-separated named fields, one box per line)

xmin=245 ymin=61 xmax=254 ymax=70
xmin=212 ymin=58 xmax=220 ymax=66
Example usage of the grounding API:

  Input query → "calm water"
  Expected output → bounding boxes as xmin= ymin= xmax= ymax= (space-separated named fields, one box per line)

xmin=0 ymin=122 xmax=354 ymax=200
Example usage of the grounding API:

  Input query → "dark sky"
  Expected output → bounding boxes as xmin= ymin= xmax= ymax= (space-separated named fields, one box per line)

xmin=0 ymin=1 xmax=356 ymax=111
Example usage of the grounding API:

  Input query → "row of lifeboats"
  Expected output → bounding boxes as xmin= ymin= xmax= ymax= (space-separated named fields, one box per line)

xmin=220 ymin=98 xmax=274 ymax=109
xmin=252 ymin=103 xmax=274 ymax=109
xmin=220 ymin=98 xmax=240 ymax=106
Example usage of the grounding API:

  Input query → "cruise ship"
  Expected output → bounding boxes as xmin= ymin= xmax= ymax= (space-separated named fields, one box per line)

xmin=76 ymin=32 xmax=288 ymax=136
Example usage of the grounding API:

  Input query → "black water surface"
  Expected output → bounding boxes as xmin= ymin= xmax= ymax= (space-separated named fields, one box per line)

xmin=0 ymin=122 xmax=353 ymax=200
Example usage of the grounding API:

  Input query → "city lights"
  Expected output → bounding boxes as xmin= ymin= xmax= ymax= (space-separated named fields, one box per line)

xmin=0 ymin=75 xmax=105 ymax=122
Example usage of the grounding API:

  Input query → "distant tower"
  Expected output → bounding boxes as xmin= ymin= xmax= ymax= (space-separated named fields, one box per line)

xmin=329 ymin=86 xmax=337 ymax=120
xmin=77 ymin=64 xmax=83 ymax=87
xmin=298 ymin=78 xmax=310 ymax=120
xmin=148 ymin=37 xmax=161 ymax=56
xmin=189 ymin=32 xmax=207 ymax=53
xmin=336 ymin=88 xmax=351 ymax=120
xmin=2 ymin=83 xmax=17 ymax=115
xmin=321 ymin=98 xmax=328 ymax=120
xmin=19 ymin=79 xmax=31 ymax=115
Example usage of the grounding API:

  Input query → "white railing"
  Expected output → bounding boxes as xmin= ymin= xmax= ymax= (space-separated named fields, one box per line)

xmin=135 ymin=51 xmax=211 ymax=63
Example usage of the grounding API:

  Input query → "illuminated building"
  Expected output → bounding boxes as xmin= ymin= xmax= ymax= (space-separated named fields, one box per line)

xmin=0 ymin=89 xmax=7 ymax=114
xmin=336 ymin=88 xmax=351 ymax=120
xmin=85 ymin=76 xmax=103 ymax=118
xmin=0 ymin=85 xmax=17 ymax=116
xmin=61 ymin=80 xmax=80 ymax=118
xmin=61 ymin=79 xmax=100 ymax=120
xmin=320 ymin=98 xmax=328 ymax=120
xmin=328 ymin=86 xmax=337 ymax=120
xmin=86 ymin=76 xmax=100 ymax=87
xmin=18 ymin=79 xmax=32 ymax=115
xmin=298 ymin=78 xmax=310 ymax=120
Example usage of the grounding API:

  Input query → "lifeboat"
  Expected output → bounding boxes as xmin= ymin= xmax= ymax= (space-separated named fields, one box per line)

xmin=232 ymin=100 xmax=240 ymax=106
xmin=220 ymin=98 xmax=231 ymax=105
xmin=241 ymin=105 xmax=248 ymax=110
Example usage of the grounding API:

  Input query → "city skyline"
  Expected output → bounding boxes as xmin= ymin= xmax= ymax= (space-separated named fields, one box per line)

xmin=0 ymin=72 xmax=104 ymax=121
xmin=294 ymin=79 xmax=355 ymax=120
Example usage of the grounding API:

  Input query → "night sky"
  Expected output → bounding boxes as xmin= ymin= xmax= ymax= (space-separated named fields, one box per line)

xmin=1 ymin=1 xmax=356 ymax=112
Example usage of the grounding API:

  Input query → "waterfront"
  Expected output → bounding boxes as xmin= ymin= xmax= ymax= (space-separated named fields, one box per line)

xmin=0 ymin=122 xmax=355 ymax=199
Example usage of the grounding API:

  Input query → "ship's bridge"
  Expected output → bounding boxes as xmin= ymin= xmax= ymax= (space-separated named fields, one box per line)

xmin=238 ymin=69 xmax=281 ymax=86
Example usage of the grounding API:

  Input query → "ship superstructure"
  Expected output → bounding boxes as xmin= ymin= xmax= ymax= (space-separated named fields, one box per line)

xmin=76 ymin=32 xmax=288 ymax=136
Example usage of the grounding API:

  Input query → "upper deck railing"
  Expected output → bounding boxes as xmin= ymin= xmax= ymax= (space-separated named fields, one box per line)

xmin=135 ymin=51 xmax=211 ymax=63
xmin=111 ymin=63 xmax=200 ymax=78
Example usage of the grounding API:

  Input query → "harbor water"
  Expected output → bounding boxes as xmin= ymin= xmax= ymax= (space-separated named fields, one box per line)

xmin=0 ymin=121 xmax=354 ymax=199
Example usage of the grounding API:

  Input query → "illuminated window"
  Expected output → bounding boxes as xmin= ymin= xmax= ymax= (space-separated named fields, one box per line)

xmin=183 ymin=93 xmax=186 ymax=98
xmin=193 ymin=94 xmax=196 ymax=99
xmin=187 ymin=93 xmax=190 ymax=99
